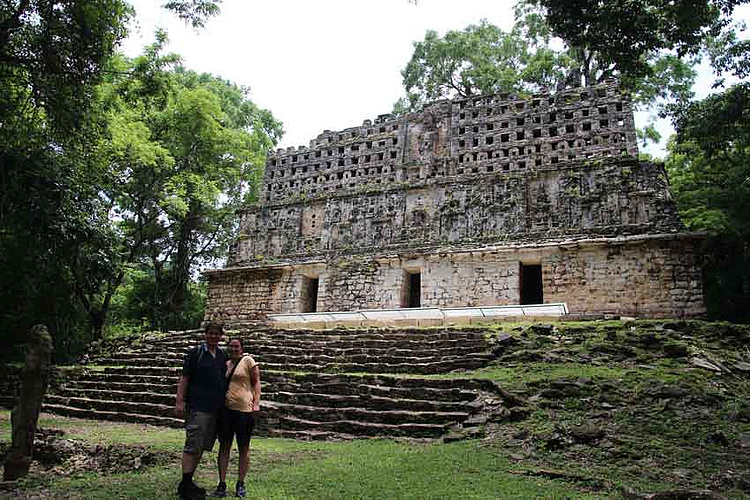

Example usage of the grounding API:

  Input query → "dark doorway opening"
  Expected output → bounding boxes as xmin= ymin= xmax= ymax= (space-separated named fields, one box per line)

xmin=406 ymin=272 xmax=421 ymax=308
xmin=520 ymin=264 xmax=543 ymax=305
xmin=303 ymin=277 xmax=319 ymax=313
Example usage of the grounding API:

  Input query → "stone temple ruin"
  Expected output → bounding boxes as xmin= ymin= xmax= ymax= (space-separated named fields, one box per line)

xmin=204 ymin=81 xmax=706 ymax=322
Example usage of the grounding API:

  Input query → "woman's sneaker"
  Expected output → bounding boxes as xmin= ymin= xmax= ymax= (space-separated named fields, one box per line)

xmin=235 ymin=481 xmax=246 ymax=497
xmin=212 ymin=481 xmax=227 ymax=497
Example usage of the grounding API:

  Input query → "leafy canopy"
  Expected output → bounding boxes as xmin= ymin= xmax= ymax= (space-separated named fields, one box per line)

xmin=666 ymin=83 xmax=750 ymax=237
xmin=91 ymin=34 xmax=283 ymax=332
xmin=394 ymin=6 xmax=697 ymax=132
xmin=395 ymin=20 xmax=570 ymax=112
xmin=531 ymin=0 xmax=747 ymax=78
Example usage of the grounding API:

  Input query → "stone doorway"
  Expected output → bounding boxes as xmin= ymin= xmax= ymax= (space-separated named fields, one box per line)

xmin=403 ymin=271 xmax=422 ymax=308
xmin=520 ymin=264 xmax=543 ymax=305
xmin=302 ymin=277 xmax=320 ymax=312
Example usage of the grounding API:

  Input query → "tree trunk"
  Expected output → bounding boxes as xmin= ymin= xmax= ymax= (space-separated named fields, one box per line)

xmin=3 ymin=324 xmax=53 ymax=481
xmin=169 ymin=207 xmax=198 ymax=328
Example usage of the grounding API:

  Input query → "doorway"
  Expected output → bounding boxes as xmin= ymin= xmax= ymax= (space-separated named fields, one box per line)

xmin=403 ymin=271 xmax=421 ymax=308
xmin=302 ymin=277 xmax=319 ymax=313
xmin=520 ymin=264 xmax=543 ymax=305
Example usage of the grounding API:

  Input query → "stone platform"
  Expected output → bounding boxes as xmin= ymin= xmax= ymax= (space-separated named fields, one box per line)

xmin=268 ymin=303 xmax=568 ymax=328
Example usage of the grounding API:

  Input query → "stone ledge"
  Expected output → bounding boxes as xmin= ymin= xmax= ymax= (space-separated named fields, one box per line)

xmin=204 ymin=231 xmax=707 ymax=276
xmin=268 ymin=304 xmax=568 ymax=329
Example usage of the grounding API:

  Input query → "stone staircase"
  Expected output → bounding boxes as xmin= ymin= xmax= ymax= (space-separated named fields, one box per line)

xmin=40 ymin=326 xmax=520 ymax=440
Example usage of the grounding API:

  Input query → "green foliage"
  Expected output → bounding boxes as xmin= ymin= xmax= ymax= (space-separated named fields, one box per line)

xmin=85 ymin=33 xmax=282 ymax=334
xmin=636 ymin=122 xmax=662 ymax=148
xmin=0 ymin=0 xmax=132 ymax=362
xmin=533 ymin=0 xmax=745 ymax=78
xmin=665 ymin=84 xmax=750 ymax=322
xmin=667 ymin=85 xmax=750 ymax=238
xmin=0 ymin=0 xmax=133 ymax=136
xmin=394 ymin=7 xmax=697 ymax=117
xmin=395 ymin=20 xmax=570 ymax=112
xmin=1 ymin=1 xmax=281 ymax=355
xmin=162 ymin=0 xmax=222 ymax=28
xmin=105 ymin=268 xmax=207 ymax=335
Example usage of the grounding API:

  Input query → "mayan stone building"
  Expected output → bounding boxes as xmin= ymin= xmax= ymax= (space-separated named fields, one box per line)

xmin=204 ymin=81 xmax=705 ymax=322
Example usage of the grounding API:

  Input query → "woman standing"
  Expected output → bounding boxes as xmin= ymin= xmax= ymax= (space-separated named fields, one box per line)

xmin=213 ymin=338 xmax=260 ymax=498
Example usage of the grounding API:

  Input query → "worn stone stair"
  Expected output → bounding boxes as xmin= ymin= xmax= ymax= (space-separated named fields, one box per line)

xmin=84 ymin=327 xmax=493 ymax=374
xmin=39 ymin=326 xmax=517 ymax=440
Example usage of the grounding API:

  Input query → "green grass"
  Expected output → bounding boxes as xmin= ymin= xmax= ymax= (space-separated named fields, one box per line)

xmin=0 ymin=411 xmax=605 ymax=499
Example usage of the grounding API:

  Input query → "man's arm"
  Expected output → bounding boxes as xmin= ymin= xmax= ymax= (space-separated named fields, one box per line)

xmin=175 ymin=375 xmax=189 ymax=418
xmin=251 ymin=365 xmax=261 ymax=412
xmin=176 ymin=347 xmax=195 ymax=418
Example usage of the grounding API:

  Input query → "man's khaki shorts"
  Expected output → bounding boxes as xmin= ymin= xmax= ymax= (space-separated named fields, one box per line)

xmin=183 ymin=410 xmax=218 ymax=454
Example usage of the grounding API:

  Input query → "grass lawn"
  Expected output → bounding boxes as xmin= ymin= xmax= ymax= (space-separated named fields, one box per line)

xmin=0 ymin=411 xmax=605 ymax=499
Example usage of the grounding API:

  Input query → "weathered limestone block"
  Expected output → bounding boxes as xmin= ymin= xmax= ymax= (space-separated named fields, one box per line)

xmin=4 ymin=325 xmax=53 ymax=481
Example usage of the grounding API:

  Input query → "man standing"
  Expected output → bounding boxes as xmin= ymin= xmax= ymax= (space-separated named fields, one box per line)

xmin=175 ymin=321 xmax=227 ymax=499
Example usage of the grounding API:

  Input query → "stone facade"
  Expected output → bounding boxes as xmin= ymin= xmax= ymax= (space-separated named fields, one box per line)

xmin=205 ymin=81 xmax=706 ymax=322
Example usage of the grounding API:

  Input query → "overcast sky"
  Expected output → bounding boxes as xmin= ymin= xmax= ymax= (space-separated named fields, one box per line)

xmin=122 ymin=0 xmax=750 ymax=157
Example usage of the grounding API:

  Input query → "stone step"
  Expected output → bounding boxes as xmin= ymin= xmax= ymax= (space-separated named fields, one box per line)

xmin=45 ymin=395 xmax=468 ymax=435
xmin=42 ymin=403 xmax=183 ymax=428
xmin=268 ymin=391 xmax=471 ymax=414
xmin=232 ymin=328 xmax=488 ymax=342
xmin=63 ymin=373 xmax=480 ymax=403
xmin=57 ymin=388 xmax=175 ymax=406
xmin=66 ymin=379 xmax=177 ymax=393
xmin=158 ymin=327 xmax=488 ymax=339
xmin=53 ymin=386 xmax=473 ymax=415
xmin=144 ymin=337 xmax=489 ymax=354
xmin=265 ymin=414 xmax=447 ymax=438
xmin=259 ymin=358 xmax=491 ymax=374
xmin=91 ymin=351 xmax=494 ymax=368
xmin=264 ymin=401 xmax=470 ymax=426
xmin=98 ymin=342 xmax=491 ymax=360
xmin=90 ymin=327 xmax=491 ymax=355
xmin=45 ymin=394 xmax=175 ymax=419
xmin=90 ymin=357 xmax=179 ymax=367
xmin=68 ymin=372 xmax=181 ymax=386
xmin=267 ymin=381 xmax=477 ymax=402
xmin=87 ymin=355 xmax=493 ymax=374
xmin=95 ymin=366 xmax=500 ymax=393
xmin=262 ymin=428 xmax=356 ymax=441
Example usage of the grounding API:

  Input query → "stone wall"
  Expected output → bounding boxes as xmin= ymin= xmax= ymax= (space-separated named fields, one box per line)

xmin=205 ymin=235 xmax=706 ymax=321
xmin=542 ymin=236 xmax=705 ymax=318
xmin=261 ymin=82 xmax=636 ymax=205
xmin=231 ymin=157 xmax=681 ymax=266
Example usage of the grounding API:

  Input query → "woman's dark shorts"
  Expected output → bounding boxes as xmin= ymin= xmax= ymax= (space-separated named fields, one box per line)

xmin=219 ymin=408 xmax=255 ymax=447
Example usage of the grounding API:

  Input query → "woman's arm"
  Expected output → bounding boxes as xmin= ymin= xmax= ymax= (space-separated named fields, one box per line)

xmin=251 ymin=365 xmax=261 ymax=412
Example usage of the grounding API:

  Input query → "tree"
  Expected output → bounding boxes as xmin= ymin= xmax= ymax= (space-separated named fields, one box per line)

xmin=0 ymin=0 xmax=132 ymax=359
xmin=81 ymin=35 xmax=283 ymax=334
xmin=0 ymin=0 xmax=261 ymax=354
xmin=531 ymin=0 xmax=748 ymax=78
xmin=665 ymin=84 xmax=750 ymax=322
xmin=394 ymin=10 xmax=697 ymax=128
xmin=0 ymin=0 xmax=133 ymax=135
xmin=162 ymin=0 xmax=222 ymax=28
xmin=395 ymin=20 xmax=570 ymax=112
xmin=667 ymin=83 xmax=750 ymax=237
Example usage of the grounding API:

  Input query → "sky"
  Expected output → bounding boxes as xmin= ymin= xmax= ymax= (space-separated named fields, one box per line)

xmin=122 ymin=0 xmax=750 ymax=157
